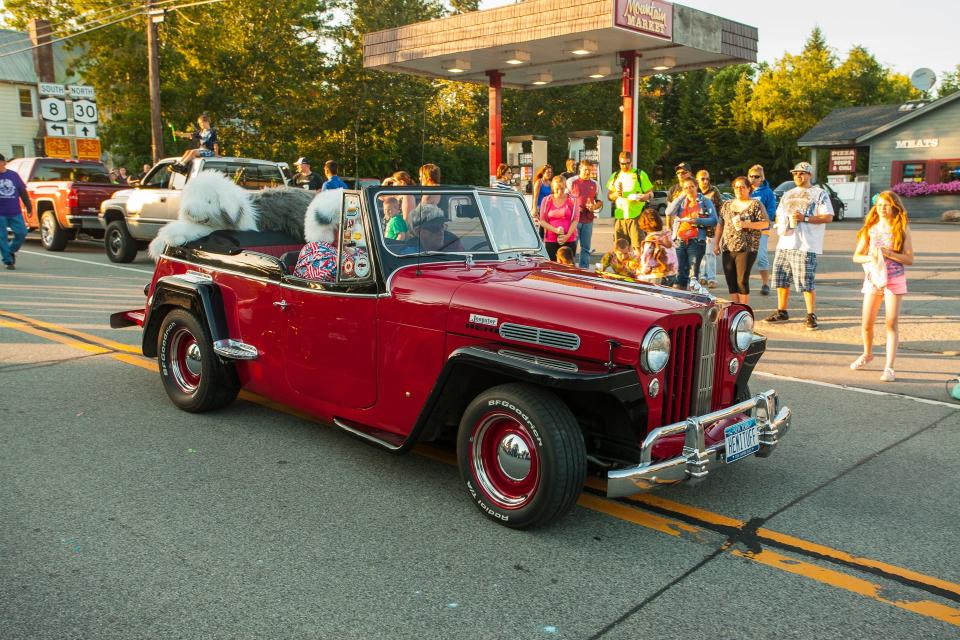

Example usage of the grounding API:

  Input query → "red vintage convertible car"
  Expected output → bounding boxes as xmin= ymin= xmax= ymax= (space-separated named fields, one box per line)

xmin=113 ymin=185 xmax=791 ymax=529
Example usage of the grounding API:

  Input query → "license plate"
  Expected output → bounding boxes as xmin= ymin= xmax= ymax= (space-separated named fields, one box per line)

xmin=724 ymin=417 xmax=759 ymax=464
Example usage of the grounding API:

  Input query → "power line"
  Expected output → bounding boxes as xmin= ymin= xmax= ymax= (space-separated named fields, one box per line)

xmin=0 ymin=0 xmax=229 ymax=59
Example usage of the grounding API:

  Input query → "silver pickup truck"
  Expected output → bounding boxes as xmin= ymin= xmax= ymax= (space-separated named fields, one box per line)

xmin=99 ymin=156 xmax=289 ymax=262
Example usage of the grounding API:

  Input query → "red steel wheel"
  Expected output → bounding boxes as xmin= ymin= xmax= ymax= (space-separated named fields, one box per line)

xmin=457 ymin=383 xmax=586 ymax=529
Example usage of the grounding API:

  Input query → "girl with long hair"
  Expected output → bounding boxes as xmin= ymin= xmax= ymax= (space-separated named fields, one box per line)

xmin=851 ymin=191 xmax=914 ymax=382
xmin=532 ymin=164 xmax=554 ymax=226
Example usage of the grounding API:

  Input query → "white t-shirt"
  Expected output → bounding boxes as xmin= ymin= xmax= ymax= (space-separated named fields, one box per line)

xmin=774 ymin=185 xmax=834 ymax=254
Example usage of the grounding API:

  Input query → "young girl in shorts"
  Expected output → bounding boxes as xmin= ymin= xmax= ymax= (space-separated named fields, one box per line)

xmin=850 ymin=191 xmax=914 ymax=382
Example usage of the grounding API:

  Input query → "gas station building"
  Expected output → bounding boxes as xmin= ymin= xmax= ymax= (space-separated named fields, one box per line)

xmin=362 ymin=0 xmax=757 ymax=212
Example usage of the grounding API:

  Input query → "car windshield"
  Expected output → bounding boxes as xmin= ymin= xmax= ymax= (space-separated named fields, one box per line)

xmin=201 ymin=161 xmax=286 ymax=189
xmin=376 ymin=189 xmax=540 ymax=258
xmin=33 ymin=161 xmax=111 ymax=183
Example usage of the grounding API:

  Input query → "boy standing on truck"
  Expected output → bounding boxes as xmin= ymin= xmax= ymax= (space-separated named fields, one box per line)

xmin=0 ymin=153 xmax=31 ymax=270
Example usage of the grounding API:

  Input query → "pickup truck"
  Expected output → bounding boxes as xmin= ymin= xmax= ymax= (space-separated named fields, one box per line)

xmin=99 ymin=156 xmax=288 ymax=262
xmin=5 ymin=157 xmax=124 ymax=251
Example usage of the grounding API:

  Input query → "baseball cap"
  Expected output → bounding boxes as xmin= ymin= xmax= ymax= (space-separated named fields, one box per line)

xmin=295 ymin=157 xmax=310 ymax=166
xmin=0 ymin=153 xmax=6 ymax=161
xmin=674 ymin=162 xmax=693 ymax=174
xmin=791 ymin=161 xmax=814 ymax=174
xmin=410 ymin=204 xmax=445 ymax=230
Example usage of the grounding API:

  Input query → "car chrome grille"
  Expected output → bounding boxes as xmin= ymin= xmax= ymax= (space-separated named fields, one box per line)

xmin=662 ymin=315 xmax=700 ymax=426
xmin=498 ymin=349 xmax=579 ymax=372
xmin=498 ymin=323 xmax=580 ymax=351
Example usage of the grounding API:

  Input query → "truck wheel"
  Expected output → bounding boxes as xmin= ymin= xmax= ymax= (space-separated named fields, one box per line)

xmin=157 ymin=309 xmax=239 ymax=413
xmin=105 ymin=220 xmax=139 ymax=263
xmin=456 ymin=383 xmax=586 ymax=529
xmin=40 ymin=211 xmax=69 ymax=251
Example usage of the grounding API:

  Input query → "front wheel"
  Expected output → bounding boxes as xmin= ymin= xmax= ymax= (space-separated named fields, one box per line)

xmin=456 ymin=383 xmax=586 ymax=529
xmin=40 ymin=211 xmax=69 ymax=251
xmin=105 ymin=220 xmax=139 ymax=263
xmin=157 ymin=309 xmax=239 ymax=412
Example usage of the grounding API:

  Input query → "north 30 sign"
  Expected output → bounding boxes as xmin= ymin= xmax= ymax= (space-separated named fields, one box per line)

xmin=72 ymin=99 xmax=99 ymax=124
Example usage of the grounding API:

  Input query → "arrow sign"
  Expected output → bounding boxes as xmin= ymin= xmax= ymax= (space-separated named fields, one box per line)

xmin=75 ymin=124 xmax=98 ymax=139
xmin=45 ymin=122 xmax=71 ymax=137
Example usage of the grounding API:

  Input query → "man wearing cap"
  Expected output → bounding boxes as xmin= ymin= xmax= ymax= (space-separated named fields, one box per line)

xmin=0 ymin=153 xmax=31 ymax=270
xmin=606 ymin=151 xmax=653 ymax=254
xmin=764 ymin=161 xmax=833 ymax=330
xmin=399 ymin=204 xmax=465 ymax=254
xmin=294 ymin=157 xmax=323 ymax=191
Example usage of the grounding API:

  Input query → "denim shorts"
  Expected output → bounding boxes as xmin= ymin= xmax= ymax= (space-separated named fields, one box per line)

xmin=756 ymin=234 xmax=770 ymax=270
xmin=197 ymin=149 xmax=215 ymax=158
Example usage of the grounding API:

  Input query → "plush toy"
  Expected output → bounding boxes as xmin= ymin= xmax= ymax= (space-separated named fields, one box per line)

xmin=293 ymin=189 xmax=343 ymax=281
xmin=148 ymin=171 xmax=314 ymax=259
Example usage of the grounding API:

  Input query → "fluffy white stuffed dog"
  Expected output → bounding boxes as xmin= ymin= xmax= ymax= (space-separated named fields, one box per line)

xmin=149 ymin=171 xmax=258 ymax=259
xmin=304 ymin=188 xmax=342 ymax=245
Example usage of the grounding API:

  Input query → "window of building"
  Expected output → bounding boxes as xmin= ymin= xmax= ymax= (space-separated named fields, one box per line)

xmin=18 ymin=89 xmax=33 ymax=117
xmin=901 ymin=163 xmax=925 ymax=183
xmin=939 ymin=161 xmax=960 ymax=184
xmin=12 ymin=145 xmax=26 ymax=158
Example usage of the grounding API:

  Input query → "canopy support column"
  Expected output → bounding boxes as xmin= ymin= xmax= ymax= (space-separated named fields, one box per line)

xmin=619 ymin=50 xmax=638 ymax=156
xmin=487 ymin=70 xmax=504 ymax=185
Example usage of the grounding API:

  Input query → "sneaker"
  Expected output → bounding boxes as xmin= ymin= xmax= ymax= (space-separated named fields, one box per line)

xmin=5 ymin=263 xmax=14 ymax=270
xmin=805 ymin=313 xmax=819 ymax=330
xmin=850 ymin=354 xmax=873 ymax=370
xmin=699 ymin=277 xmax=708 ymax=285
xmin=763 ymin=310 xmax=789 ymax=323
xmin=707 ymin=280 xmax=718 ymax=289
xmin=169 ymin=162 xmax=189 ymax=175
xmin=880 ymin=368 xmax=896 ymax=382
xmin=760 ymin=284 xmax=770 ymax=296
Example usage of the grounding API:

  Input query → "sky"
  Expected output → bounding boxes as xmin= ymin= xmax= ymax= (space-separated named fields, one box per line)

xmin=481 ymin=0 xmax=959 ymax=89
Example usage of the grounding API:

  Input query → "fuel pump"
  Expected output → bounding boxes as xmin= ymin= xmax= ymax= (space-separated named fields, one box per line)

xmin=567 ymin=130 xmax=614 ymax=217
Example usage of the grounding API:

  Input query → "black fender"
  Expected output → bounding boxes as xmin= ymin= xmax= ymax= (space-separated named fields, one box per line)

xmin=141 ymin=275 xmax=229 ymax=357
xmin=382 ymin=345 xmax=646 ymax=454
xmin=735 ymin=333 xmax=767 ymax=398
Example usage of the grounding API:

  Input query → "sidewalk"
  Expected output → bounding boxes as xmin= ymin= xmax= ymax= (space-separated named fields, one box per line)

xmin=586 ymin=218 xmax=960 ymax=401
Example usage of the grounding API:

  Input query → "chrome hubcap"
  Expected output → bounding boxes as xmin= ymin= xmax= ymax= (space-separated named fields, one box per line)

xmin=185 ymin=343 xmax=202 ymax=376
xmin=41 ymin=217 xmax=54 ymax=243
xmin=497 ymin=433 xmax=531 ymax=481
xmin=109 ymin=230 xmax=122 ymax=253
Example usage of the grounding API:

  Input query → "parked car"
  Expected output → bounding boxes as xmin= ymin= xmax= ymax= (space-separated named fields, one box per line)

xmin=5 ymin=157 xmax=125 ymax=251
xmin=99 ymin=156 xmax=288 ymax=263
xmin=650 ymin=189 xmax=669 ymax=215
xmin=112 ymin=185 xmax=791 ymax=529
xmin=773 ymin=180 xmax=846 ymax=221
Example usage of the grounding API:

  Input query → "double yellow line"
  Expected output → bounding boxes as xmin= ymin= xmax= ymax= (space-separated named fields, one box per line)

xmin=2 ymin=308 xmax=959 ymax=628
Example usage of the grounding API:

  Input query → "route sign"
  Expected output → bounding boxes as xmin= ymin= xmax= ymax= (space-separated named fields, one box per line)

xmin=76 ymin=138 xmax=102 ymax=160
xmin=44 ymin=137 xmax=72 ymax=158
xmin=38 ymin=83 xmax=66 ymax=97
xmin=40 ymin=97 xmax=68 ymax=121
xmin=68 ymin=85 xmax=96 ymax=100
xmin=72 ymin=99 xmax=98 ymax=124
xmin=75 ymin=124 xmax=98 ymax=139
xmin=45 ymin=122 xmax=71 ymax=137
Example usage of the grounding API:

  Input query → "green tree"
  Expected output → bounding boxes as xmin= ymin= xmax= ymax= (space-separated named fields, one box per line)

xmin=938 ymin=64 xmax=960 ymax=98
xmin=832 ymin=46 xmax=917 ymax=105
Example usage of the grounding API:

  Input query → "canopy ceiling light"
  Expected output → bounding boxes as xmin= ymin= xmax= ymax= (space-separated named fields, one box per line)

xmin=441 ymin=58 xmax=471 ymax=74
xmin=565 ymin=39 xmax=597 ymax=56
xmin=648 ymin=56 xmax=676 ymax=71
xmin=529 ymin=71 xmax=553 ymax=86
xmin=585 ymin=64 xmax=611 ymax=79
xmin=503 ymin=50 xmax=530 ymax=65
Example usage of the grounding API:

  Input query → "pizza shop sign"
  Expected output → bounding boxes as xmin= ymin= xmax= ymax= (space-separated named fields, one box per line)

xmin=614 ymin=0 xmax=672 ymax=39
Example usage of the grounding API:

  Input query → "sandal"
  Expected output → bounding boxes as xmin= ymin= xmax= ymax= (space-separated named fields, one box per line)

xmin=850 ymin=354 xmax=873 ymax=370
xmin=880 ymin=368 xmax=896 ymax=382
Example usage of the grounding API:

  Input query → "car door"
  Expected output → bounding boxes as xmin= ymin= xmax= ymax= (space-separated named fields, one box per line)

xmin=125 ymin=160 xmax=178 ymax=239
xmin=280 ymin=191 xmax=378 ymax=410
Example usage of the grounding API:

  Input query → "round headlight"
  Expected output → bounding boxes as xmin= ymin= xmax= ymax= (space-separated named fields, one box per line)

xmin=730 ymin=311 xmax=754 ymax=353
xmin=640 ymin=327 xmax=670 ymax=374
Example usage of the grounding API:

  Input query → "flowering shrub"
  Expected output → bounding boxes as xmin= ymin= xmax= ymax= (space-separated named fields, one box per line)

xmin=891 ymin=180 xmax=960 ymax=197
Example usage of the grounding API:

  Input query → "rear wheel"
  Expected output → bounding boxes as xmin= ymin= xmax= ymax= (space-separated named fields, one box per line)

xmin=456 ymin=383 xmax=586 ymax=529
xmin=105 ymin=220 xmax=139 ymax=263
xmin=157 ymin=309 xmax=239 ymax=412
xmin=40 ymin=211 xmax=69 ymax=251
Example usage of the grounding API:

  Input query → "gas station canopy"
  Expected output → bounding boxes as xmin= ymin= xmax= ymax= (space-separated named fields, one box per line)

xmin=362 ymin=0 xmax=757 ymax=89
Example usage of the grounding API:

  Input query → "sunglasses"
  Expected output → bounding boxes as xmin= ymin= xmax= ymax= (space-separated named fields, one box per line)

xmin=421 ymin=221 xmax=445 ymax=233
xmin=748 ymin=175 xmax=762 ymax=179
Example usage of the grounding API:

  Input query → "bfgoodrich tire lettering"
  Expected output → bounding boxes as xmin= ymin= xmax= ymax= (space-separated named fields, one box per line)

xmin=157 ymin=308 xmax=239 ymax=412
xmin=456 ymin=383 xmax=586 ymax=529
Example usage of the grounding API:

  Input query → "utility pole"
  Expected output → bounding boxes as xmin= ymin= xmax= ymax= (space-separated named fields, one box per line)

xmin=146 ymin=0 xmax=164 ymax=162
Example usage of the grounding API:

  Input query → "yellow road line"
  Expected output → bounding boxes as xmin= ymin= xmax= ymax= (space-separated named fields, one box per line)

xmin=4 ymin=309 xmax=960 ymax=627
xmin=0 ymin=309 xmax=141 ymax=354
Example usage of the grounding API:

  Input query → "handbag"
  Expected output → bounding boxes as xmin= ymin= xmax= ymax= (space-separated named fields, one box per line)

xmin=864 ymin=247 xmax=887 ymax=288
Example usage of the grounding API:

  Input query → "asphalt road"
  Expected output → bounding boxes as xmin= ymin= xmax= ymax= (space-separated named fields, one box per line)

xmin=1 ymin=236 xmax=959 ymax=640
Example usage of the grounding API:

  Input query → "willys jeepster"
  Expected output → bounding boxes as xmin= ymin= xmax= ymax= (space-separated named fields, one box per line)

xmin=112 ymin=185 xmax=791 ymax=529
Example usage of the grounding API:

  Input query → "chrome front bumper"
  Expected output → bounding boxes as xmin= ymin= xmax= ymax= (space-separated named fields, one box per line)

xmin=607 ymin=390 xmax=791 ymax=497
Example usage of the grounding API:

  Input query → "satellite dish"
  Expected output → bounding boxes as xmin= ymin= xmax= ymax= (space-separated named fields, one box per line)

xmin=910 ymin=68 xmax=936 ymax=92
